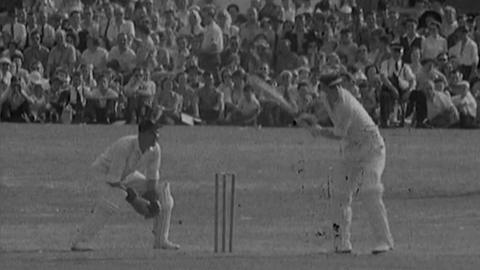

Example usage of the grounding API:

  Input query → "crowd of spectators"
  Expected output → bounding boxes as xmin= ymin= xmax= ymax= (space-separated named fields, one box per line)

xmin=0 ymin=0 xmax=479 ymax=129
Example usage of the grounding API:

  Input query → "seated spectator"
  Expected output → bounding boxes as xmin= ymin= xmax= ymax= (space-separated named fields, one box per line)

xmin=2 ymin=9 xmax=27 ymax=50
xmin=107 ymin=33 xmax=137 ymax=77
xmin=46 ymin=69 xmax=72 ymax=123
xmin=178 ymin=9 xmax=204 ymax=37
xmin=68 ymin=71 xmax=88 ymax=123
xmin=424 ymin=80 xmax=460 ymax=128
xmin=124 ymin=67 xmax=155 ymax=124
xmin=133 ymin=23 xmax=157 ymax=71
xmin=84 ymin=73 xmax=118 ymax=124
xmin=1 ymin=41 xmax=23 ymax=60
xmin=218 ymin=68 xmax=235 ymax=114
xmin=197 ymin=71 xmax=223 ymax=124
xmin=0 ymin=76 xmax=29 ymax=122
xmin=36 ymin=10 xmax=56 ymax=49
xmin=79 ymin=63 xmax=97 ymax=88
xmin=24 ymin=71 xmax=50 ymax=122
xmin=23 ymin=30 xmax=49 ymax=72
xmin=106 ymin=5 xmax=135 ymax=48
xmin=225 ymin=84 xmax=261 ymax=126
xmin=11 ymin=51 xmax=29 ymax=83
xmin=0 ymin=57 xmax=13 ymax=95
xmin=354 ymin=45 xmax=372 ymax=73
xmin=175 ymin=71 xmax=199 ymax=118
xmin=449 ymin=79 xmax=477 ymax=128
xmin=153 ymin=76 xmax=183 ymax=125
xmin=217 ymin=9 xmax=240 ymax=44
xmin=276 ymin=70 xmax=298 ymax=126
xmin=46 ymin=30 xmax=77 ymax=77
xmin=81 ymin=36 xmax=108 ymax=73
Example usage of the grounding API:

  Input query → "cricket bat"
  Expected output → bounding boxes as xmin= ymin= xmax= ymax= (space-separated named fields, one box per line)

xmin=246 ymin=74 xmax=298 ymax=115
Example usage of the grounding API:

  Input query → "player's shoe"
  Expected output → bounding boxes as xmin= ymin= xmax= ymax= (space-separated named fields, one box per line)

xmin=154 ymin=240 xmax=180 ymax=250
xmin=71 ymin=242 xmax=93 ymax=252
xmin=371 ymin=242 xmax=393 ymax=255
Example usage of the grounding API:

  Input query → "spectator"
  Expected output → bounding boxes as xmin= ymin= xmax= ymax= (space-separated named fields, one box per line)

xmin=107 ymin=33 xmax=137 ymax=77
xmin=24 ymin=71 xmax=50 ymax=122
xmin=217 ymin=9 xmax=240 ymax=45
xmin=354 ymin=44 xmax=372 ymax=72
xmin=23 ymin=30 xmax=50 ymax=72
xmin=178 ymin=9 xmax=204 ymax=37
xmin=285 ymin=14 xmax=309 ymax=55
xmin=0 ymin=57 xmax=13 ymax=94
xmin=85 ymin=72 xmax=118 ymax=124
xmin=421 ymin=20 xmax=447 ymax=60
xmin=218 ymin=68 xmax=235 ymax=113
xmin=175 ymin=71 xmax=199 ymax=118
xmin=226 ymin=84 xmax=261 ymax=126
xmin=275 ymin=38 xmax=301 ymax=74
xmin=171 ymin=35 xmax=191 ymax=72
xmin=276 ymin=70 xmax=298 ymax=125
xmin=379 ymin=43 xmax=416 ymax=127
xmin=82 ymin=6 xmax=99 ymax=39
xmin=336 ymin=28 xmax=358 ymax=66
xmin=134 ymin=24 xmax=157 ymax=70
xmin=198 ymin=5 xmax=223 ymax=77
xmin=281 ymin=0 xmax=296 ymax=22
xmin=358 ymin=11 xmax=379 ymax=48
xmin=11 ymin=51 xmax=29 ymax=83
xmin=25 ymin=11 xmax=38 ymax=48
xmin=424 ymin=79 xmax=460 ymax=128
xmin=0 ymin=76 xmax=29 ymax=122
xmin=106 ymin=6 xmax=135 ymax=48
xmin=442 ymin=6 xmax=458 ymax=37
xmin=197 ymin=71 xmax=223 ymax=124
xmin=227 ymin=4 xmax=247 ymax=26
xmin=153 ymin=76 xmax=183 ymax=125
xmin=400 ymin=17 xmax=423 ymax=64
xmin=36 ymin=10 xmax=56 ymax=49
xmin=240 ymin=7 xmax=262 ymax=49
xmin=448 ymin=70 xmax=478 ymax=128
xmin=81 ymin=35 xmax=108 ymax=73
xmin=2 ymin=9 xmax=27 ymax=50
xmin=259 ymin=0 xmax=279 ymax=22
xmin=99 ymin=2 xmax=114 ymax=50
xmin=154 ymin=31 xmax=173 ymax=71
xmin=124 ymin=67 xmax=155 ymax=124
xmin=46 ymin=30 xmax=77 ymax=77
xmin=449 ymin=26 xmax=479 ymax=81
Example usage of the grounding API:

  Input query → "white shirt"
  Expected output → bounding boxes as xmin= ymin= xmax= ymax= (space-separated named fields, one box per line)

xmin=380 ymin=58 xmax=416 ymax=90
xmin=427 ymin=91 xmax=456 ymax=120
xmin=201 ymin=22 xmax=223 ymax=54
xmin=2 ymin=22 xmax=27 ymax=49
xmin=321 ymin=87 xmax=379 ymax=143
xmin=422 ymin=35 xmax=447 ymax=60
xmin=452 ymin=91 xmax=477 ymax=118
xmin=92 ymin=135 xmax=161 ymax=183
xmin=37 ymin=23 xmax=56 ymax=48
xmin=449 ymin=38 xmax=479 ymax=67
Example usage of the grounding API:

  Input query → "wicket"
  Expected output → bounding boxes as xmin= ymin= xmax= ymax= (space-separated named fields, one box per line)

xmin=214 ymin=172 xmax=236 ymax=253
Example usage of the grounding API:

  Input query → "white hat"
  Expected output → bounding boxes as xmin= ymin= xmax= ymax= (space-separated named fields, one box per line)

xmin=0 ymin=57 xmax=11 ymax=65
xmin=28 ymin=71 xmax=50 ymax=90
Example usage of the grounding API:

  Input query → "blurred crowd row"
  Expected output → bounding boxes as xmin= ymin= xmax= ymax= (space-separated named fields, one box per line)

xmin=0 ymin=0 xmax=479 ymax=128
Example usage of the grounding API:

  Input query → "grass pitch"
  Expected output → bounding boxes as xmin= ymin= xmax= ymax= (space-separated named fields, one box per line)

xmin=1 ymin=124 xmax=480 ymax=270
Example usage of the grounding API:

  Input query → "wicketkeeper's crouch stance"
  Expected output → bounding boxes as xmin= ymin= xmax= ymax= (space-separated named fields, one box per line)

xmin=71 ymin=120 xmax=180 ymax=251
xmin=297 ymin=74 xmax=394 ymax=254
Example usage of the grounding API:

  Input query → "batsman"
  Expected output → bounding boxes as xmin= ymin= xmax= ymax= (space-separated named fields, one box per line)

xmin=296 ymin=73 xmax=394 ymax=254
xmin=71 ymin=120 xmax=180 ymax=251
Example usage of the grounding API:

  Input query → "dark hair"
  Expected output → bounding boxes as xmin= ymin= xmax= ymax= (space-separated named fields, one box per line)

xmin=227 ymin=4 xmax=240 ymax=12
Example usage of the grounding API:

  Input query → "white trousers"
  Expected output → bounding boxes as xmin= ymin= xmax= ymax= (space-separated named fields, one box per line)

xmin=72 ymin=171 xmax=174 ymax=247
xmin=330 ymin=131 xmax=394 ymax=250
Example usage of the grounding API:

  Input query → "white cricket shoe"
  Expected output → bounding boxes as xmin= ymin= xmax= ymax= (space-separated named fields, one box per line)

xmin=71 ymin=242 xmax=93 ymax=252
xmin=154 ymin=240 xmax=180 ymax=250
xmin=371 ymin=242 xmax=393 ymax=255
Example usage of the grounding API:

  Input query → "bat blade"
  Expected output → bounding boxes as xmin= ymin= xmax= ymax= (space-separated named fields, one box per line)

xmin=247 ymin=74 xmax=298 ymax=115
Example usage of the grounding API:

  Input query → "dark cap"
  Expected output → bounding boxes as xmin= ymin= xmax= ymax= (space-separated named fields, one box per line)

xmin=138 ymin=120 xmax=161 ymax=134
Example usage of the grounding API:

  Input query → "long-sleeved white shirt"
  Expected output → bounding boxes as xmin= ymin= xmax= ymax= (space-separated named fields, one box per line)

xmin=92 ymin=135 xmax=161 ymax=183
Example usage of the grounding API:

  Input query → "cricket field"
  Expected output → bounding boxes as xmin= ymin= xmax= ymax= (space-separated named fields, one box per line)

xmin=1 ymin=124 xmax=480 ymax=270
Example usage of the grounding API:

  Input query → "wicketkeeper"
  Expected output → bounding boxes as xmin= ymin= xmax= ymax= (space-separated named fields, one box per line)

xmin=71 ymin=120 xmax=180 ymax=251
